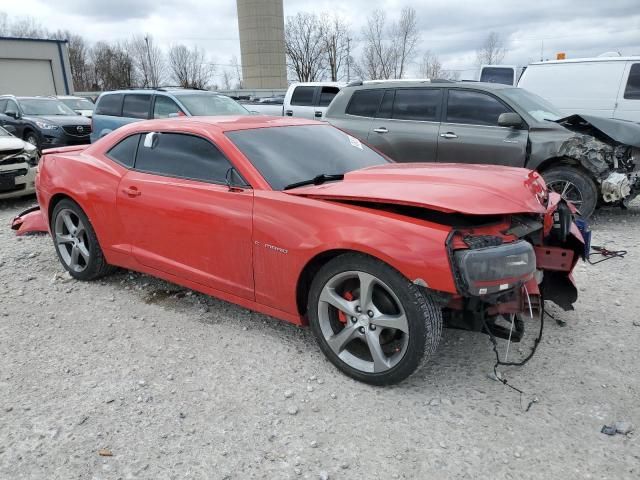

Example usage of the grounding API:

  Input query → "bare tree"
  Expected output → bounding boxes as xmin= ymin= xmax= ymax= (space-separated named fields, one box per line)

xmin=2 ymin=14 xmax=46 ymax=38
xmin=90 ymin=42 xmax=135 ymax=90
xmin=285 ymin=12 xmax=326 ymax=82
xmin=230 ymin=55 xmax=243 ymax=89
xmin=319 ymin=14 xmax=351 ymax=81
xmin=418 ymin=50 xmax=459 ymax=80
xmin=127 ymin=35 xmax=165 ymax=87
xmin=359 ymin=8 xmax=420 ymax=80
xmin=391 ymin=7 xmax=419 ymax=78
xmin=476 ymin=32 xmax=507 ymax=66
xmin=67 ymin=33 xmax=92 ymax=91
xmin=168 ymin=44 xmax=215 ymax=89
xmin=221 ymin=69 xmax=233 ymax=90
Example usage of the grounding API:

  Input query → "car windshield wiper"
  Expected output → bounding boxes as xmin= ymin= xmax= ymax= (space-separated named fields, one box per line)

xmin=283 ymin=174 xmax=345 ymax=190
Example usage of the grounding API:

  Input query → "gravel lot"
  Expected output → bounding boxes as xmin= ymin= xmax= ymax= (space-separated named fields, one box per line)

xmin=0 ymin=196 xmax=638 ymax=480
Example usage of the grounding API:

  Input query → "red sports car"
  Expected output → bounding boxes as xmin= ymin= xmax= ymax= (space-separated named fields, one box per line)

xmin=23 ymin=116 xmax=585 ymax=385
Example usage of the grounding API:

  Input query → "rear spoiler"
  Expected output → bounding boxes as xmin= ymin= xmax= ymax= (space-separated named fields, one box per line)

xmin=41 ymin=145 xmax=89 ymax=155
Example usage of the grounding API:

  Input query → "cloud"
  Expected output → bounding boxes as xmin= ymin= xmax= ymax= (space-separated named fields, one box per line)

xmin=2 ymin=0 xmax=639 ymax=82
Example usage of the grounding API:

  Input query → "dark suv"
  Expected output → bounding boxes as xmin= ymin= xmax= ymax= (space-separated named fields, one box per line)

xmin=0 ymin=95 xmax=92 ymax=150
xmin=326 ymin=80 xmax=640 ymax=217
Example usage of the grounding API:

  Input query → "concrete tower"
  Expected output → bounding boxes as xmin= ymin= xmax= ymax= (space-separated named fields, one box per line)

xmin=236 ymin=0 xmax=288 ymax=89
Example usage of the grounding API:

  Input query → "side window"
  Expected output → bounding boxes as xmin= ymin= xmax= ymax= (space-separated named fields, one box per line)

xmin=6 ymin=100 xmax=19 ymax=115
xmin=318 ymin=86 xmax=340 ymax=107
xmin=106 ymin=134 xmax=141 ymax=168
xmin=290 ymin=86 xmax=316 ymax=106
xmin=624 ymin=63 xmax=640 ymax=100
xmin=392 ymin=89 xmax=442 ymax=121
xmin=376 ymin=90 xmax=395 ymax=118
xmin=446 ymin=90 xmax=511 ymax=126
xmin=95 ymin=94 xmax=123 ymax=116
xmin=153 ymin=96 xmax=184 ymax=118
xmin=480 ymin=67 xmax=515 ymax=85
xmin=0 ymin=99 xmax=7 ymax=112
xmin=135 ymin=133 xmax=233 ymax=184
xmin=122 ymin=94 xmax=151 ymax=119
xmin=346 ymin=89 xmax=384 ymax=117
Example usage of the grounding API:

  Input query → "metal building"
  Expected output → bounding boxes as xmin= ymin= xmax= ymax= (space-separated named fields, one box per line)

xmin=236 ymin=0 xmax=288 ymax=89
xmin=0 ymin=37 xmax=74 ymax=95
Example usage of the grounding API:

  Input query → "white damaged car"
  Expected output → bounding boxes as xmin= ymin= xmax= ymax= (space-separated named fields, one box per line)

xmin=0 ymin=126 xmax=39 ymax=200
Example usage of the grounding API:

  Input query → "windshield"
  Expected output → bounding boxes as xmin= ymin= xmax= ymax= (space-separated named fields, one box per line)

xmin=20 ymin=99 xmax=77 ymax=116
xmin=176 ymin=93 xmax=248 ymax=116
xmin=60 ymin=98 xmax=95 ymax=110
xmin=226 ymin=125 xmax=390 ymax=190
xmin=501 ymin=88 xmax=563 ymax=122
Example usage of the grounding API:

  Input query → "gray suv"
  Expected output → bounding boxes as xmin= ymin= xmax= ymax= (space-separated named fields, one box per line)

xmin=326 ymin=80 xmax=640 ymax=217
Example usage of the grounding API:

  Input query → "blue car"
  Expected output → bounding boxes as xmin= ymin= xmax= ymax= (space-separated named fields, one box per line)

xmin=90 ymin=88 xmax=250 ymax=143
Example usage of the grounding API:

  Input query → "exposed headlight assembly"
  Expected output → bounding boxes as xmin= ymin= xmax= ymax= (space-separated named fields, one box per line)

xmin=454 ymin=240 xmax=535 ymax=296
xmin=25 ymin=146 xmax=40 ymax=167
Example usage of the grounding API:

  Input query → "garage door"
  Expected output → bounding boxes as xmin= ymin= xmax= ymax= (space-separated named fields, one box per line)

xmin=0 ymin=59 xmax=56 ymax=96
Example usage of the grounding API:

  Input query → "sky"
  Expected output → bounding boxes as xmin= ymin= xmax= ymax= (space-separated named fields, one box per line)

xmin=2 ymin=0 xmax=639 ymax=82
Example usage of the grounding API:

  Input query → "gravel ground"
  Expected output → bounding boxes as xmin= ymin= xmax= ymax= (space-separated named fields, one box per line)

xmin=0 ymin=195 xmax=638 ymax=480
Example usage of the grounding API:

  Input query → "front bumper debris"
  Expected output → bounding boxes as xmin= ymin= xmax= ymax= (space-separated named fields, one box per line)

xmin=11 ymin=205 xmax=48 ymax=236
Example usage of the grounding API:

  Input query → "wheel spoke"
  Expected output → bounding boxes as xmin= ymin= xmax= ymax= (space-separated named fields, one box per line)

xmin=70 ymin=245 xmax=80 ymax=267
xmin=62 ymin=213 xmax=76 ymax=235
xmin=326 ymin=324 xmax=359 ymax=355
xmin=77 ymin=242 xmax=90 ymax=262
xmin=56 ymin=234 xmax=74 ymax=245
xmin=75 ymin=219 xmax=86 ymax=239
xmin=364 ymin=329 xmax=390 ymax=372
xmin=371 ymin=312 xmax=409 ymax=334
xmin=357 ymin=272 xmax=376 ymax=310
xmin=560 ymin=182 xmax=571 ymax=197
xmin=320 ymin=288 xmax=357 ymax=316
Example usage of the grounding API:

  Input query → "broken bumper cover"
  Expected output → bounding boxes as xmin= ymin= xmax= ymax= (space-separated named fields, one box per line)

xmin=11 ymin=205 xmax=48 ymax=236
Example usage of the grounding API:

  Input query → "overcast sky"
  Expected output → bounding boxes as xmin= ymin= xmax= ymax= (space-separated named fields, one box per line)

xmin=2 ymin=0 xmax=639 ymax=81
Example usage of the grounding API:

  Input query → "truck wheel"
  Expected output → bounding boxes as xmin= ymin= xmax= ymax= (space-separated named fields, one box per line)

xmin=307 ymin=253 xmax=442 ymax=385
xmin=542 ymin=166 xmax=598 ymax=218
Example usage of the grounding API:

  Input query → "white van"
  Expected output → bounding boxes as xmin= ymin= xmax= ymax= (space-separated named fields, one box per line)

xmin=478 ymin=65 xmax=525 ymax=86
xmin=518 ymin=56 xmax=640 ymax=122
xmin=283 ymin=82 xmax=344 ymax=120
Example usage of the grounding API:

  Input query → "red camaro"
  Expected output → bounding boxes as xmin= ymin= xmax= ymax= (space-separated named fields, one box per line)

xmin=24 ymin=116 xmax=585 ymax=385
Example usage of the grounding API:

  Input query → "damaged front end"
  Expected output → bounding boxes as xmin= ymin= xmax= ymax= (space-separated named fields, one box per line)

xmin=554 ymin=114 xmax=640 ymax=206
xmin=444 ymin=191 xmax=584 ymax=342
xmin=11 ymin=205 xmax=48 ymax=236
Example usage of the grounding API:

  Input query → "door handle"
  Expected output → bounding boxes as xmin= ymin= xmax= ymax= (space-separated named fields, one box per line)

xmin=122 ymin=186 xmax=141 ymax=197
xmin=373 ymin=127 xmax=388 ymax=134
xmin=285 ymin=110 xmax=293 ymax=116
xmin=439 ymin=132 xmax=458 ymax=139
xmin=314 ymin=111 xmax=322 ymax=118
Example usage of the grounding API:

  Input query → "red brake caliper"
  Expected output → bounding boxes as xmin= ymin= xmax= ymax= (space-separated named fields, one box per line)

xmin=338 ymin=291 xmax=354 ymax=324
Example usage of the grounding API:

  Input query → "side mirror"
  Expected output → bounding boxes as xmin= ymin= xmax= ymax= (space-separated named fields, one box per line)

xmin=6 ymin=111 xmax=19 ymax=119
xmin=76 ymin=111 xmax=82 ymax=115
xmin=498 ymin=112 xmax=523 ymax=128
xmin=143 ymin=132 xmax=160 ymax=149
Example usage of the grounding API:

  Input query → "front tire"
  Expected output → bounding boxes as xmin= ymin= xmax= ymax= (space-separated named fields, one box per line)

xmin=307 ymin=253 xmax=442 ymax=385
xmin=24 ymin=131 xmax=39 ymax=150
xmin=51 ymin=199 xmax=115 ymax=281
xmin=542 ymin=165 xmax=598 ymax=218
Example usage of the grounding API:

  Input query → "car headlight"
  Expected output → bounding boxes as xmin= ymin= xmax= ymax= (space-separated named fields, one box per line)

xmin=34 ymin=120 xmax=59 ymax=130
xmin=25 ymin=145 xmax=40 ymax=166
xmin=454 ymin=240 xmax=535 ymax=296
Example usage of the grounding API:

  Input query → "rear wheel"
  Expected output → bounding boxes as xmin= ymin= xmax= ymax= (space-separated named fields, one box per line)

xmin=51 ymin=199 xmax=115 ymax=281
xmin=308 ymin=253 xmax=442 ymax=385
xmin=542 ymin=165 xmax=598 ymax=218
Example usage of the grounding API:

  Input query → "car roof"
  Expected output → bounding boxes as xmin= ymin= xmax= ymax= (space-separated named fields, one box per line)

xmin=349 ymin=80 xmax=512 ymax=91
xmin=529 ymin=56 xmax=640 ymax=65
xmin=125 ymin=115 xmax=321 ymax=134
xmin=99 ymin=88 xmax=222 ymax=96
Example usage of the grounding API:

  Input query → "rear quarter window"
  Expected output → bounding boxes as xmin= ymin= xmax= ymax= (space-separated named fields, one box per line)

xmin=106 ymin=134 xmax=141 ymax=168
xmin=346 ymin=89 xmax=384 ymax=117
xmin=624 ymin=63 xmax=640 ymax=100
xmin=95 ymin=94 xmax=123 ymax=116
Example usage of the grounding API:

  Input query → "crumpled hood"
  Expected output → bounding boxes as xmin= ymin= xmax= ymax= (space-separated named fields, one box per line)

xmin=285 ymin=163 xmax=547 ymax=215
xmin=0 ymin=136 xmax=29 ymax=154
xmin=556 ymin=114 xmax=640 ymax=148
